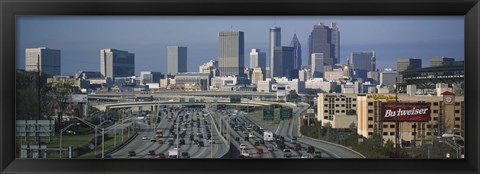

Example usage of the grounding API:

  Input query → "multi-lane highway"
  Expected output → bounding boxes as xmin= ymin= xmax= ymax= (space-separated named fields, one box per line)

xmin=110 ymin=108 xmax=228 ymax=158
xmin=106 ymin=100 xmax=364 ymax=159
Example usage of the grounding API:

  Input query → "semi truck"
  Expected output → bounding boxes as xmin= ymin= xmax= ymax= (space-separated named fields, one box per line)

xmin=168 ymin=148 xmax=179 ymax=158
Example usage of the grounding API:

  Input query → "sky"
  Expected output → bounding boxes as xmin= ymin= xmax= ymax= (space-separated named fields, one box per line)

xmin=16 ymin=16 xmax=464 ymax=76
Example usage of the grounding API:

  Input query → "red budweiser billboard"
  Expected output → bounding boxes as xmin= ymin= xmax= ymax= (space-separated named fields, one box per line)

xmin=381 ymin=102 xmax=431 ymax=122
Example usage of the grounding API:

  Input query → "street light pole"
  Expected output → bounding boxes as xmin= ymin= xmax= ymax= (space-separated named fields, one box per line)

xmin=59 ymin=123 xmax=79 ymax=158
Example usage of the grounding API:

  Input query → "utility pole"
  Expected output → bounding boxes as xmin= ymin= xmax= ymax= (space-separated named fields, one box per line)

xmin=36 ymin=56 xmax=42 ymax=158
xmin=395 ymin=77 xmax=400 ymax=157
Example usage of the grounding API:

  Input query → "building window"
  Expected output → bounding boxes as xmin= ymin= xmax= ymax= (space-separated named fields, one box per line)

xmin=341 ymin=110 xmax=345 ymax=113
xmin=390 ymin=132 xmax=395 ymax=136
xmin=336 ymin=98 xmax=340 ymax=101
xmin=324 ymin=110 xmax=328 ymax=113
xmin=390 ymin=125 xmax=395 ymax=128
xmin=368 ymin=102 xmax=373 ymax=106
xmin=412 ymin=125 xmax=416 ymax=128
xmin=426 ymin=125 xmax=432 ymax=128
xmin=426 ymin=132 xmax=432 ymax=136
xmin=341 ymin=104 xmax=345 ymax=107
xmin=368 ymin=110 xmax=373 ymax=113
xmin=336 ymin=104 xmax=339 ymax=107
xmin=454 ymin=125 xmax=460 ymax=128
xmin=383 ymin=132 xmax=388 ymax=136
xmin=383 ymin=124 xmax=388 ymax=128
xmin=341 ymin=98 xmax=345 ymax=101
xmin=433 ymin=117 xmax=438 ymax=121
xmin=433 ymin=125 xmax=438 ymax=128
xmin=353 ymin=98 xmax=356 ymax=101
xmin=324 ymin=116 xmax=328 ymax=119
xmin=324 ymin=104 xmax=328 ymax=107
xmin=368 ymin=132 xmax=373 ymax=136
xmin=433 ymin=110 xmax=438 ymax=113
xmin=455 ymin=110 xmax=460 ymax=113
xmin=433 ymin=102 xmax=438 ymax=106
xmin=352 ymin=104 xmax=356 ymax=107
xmin=412 ymin=132 xmax=416 ymax=136
xmin=455 ymin=117 xmax=460 ymax=121
xmin=336 ymin=110 xmax=340 ymax=113
xmin=455 ymin=102 xmax=460 ymax=106
xmin=368 ymin=125 xmax=373 ymax=128
xmin=324 ymin=98 xmax=328 ymax=101
xmin=369 ymin=117 xmax=374 ymax=121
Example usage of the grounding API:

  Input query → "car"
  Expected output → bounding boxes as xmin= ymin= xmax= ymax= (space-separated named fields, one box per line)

xmin=307 ymin=146 xmax=315 ymax=153
xmin=244 ymin=136 xmax=249 ymax=141
xmin=181 ymin=151 xmax=190 ymax=158
xmin=148 ymin=150 xmax=156 ymax=156
xmin=259 ymin=140 xmax=265 ymax=144
xmin=240 ymin=143 xmax=247 ymax=149
xmin=157 ymin=140 xmax=164 ymax=144
xmin=128 ymin=151 xmax=136 ymax=157
xmin=267 ymin=147 xmax=274 ymax=151
xmin=241 ymin=149 xmax=250 ymax=158
xmin=235 ymin=137 xmax=240 ymax=141
xmin=254 ymin=141 xmax=260 ymax=146
xmin=256 ymin=148 xmax=264 ymax=154
xmin=156 ymin=153 xmax=166 ymax=159
xmin=168 ymin=139 xmax=174 ymax=145
xmin=189 ymin=135 xmax=194 ymax=141
xmin=150 ymin=137 xmax=157 ymax=142
xmin=208 ymin=139 xmax=215 ymax=144
xmin=283 ymin=149 xmax=292 ymax=157
xmin=179 ymin=139 xmax=185 ymax=145
xmin=294 ymin=144 xmax=302 ymax=151
xmin=142 ymin=135 xmax=148 ymax=140
xmin=301 ymin=154 xmax=310 ymax=158
xmin=199 ymin=135 xmax=204 ymax=139
xmin=249 ymin=133 xmax=255 ymax=138
xmin=313 ymin=151 xmax=322 ymax=158
xmin=193 ymin=139 xmax=199 ymax=144
xmin=198 ymin=141 xmax=204 ymax=147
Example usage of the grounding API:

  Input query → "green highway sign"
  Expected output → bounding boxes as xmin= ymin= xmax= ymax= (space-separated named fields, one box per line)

xmin=280 ymin=107 xmax=293 ymax=120
xmin=263 ymin=109 xmax=274 ymax=121
xmin=230 ymin=97 xmax=241 ymax=103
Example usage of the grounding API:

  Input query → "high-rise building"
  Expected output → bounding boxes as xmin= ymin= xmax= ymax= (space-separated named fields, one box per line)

xmin=250 ymin=49 xmax=266 ymax=69
xmin=272 ymin=46 xmax=294 ymax=78
xmin=429 ymin=57 xmax=455 ymax=67
xmin=311 ymin=53 xmax=324 ymax=78
xmin=379 ymin=69 xmax=397 ymax=86
xmin=307 ymin=22 xmax=338 ymax=68
xmin=140 ymin=71 xmax=164 ymax=84
xmin=218 ymin=31 xmax=244 ymax=77
xmin=348 ymin=51 xmax=376 ymax=80
xmin=167 ymin=46 xmax=187 ymax=75
xmin=269 ymin=26 xmax=281 ymax=78
xmin=25 ymin=47 xmax=61 ymax=76
xmin=331 ymin=22 xmax=340 ymax=65
xmin=397 ymin=58 xmax=422 ymax=83
xmin=100 ymin=48 xmax=135 ymax=79
xmin=290 ymin=33 xmax=302 ymax=70
xmin=251 ymin=67 xmax=265 ymax=85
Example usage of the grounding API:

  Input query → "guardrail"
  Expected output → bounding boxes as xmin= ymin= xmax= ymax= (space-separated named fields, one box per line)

xmin=206 ymin=107 xmax=230 ymax=158
xmin=105 ymin=132 xmax=138 ymax=155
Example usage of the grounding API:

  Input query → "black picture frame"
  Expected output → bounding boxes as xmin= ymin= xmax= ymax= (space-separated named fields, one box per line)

xmin=1 ymin=0 xmax=479 ymax=174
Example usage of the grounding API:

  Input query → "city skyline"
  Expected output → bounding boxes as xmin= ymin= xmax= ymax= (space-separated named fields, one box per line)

xmin=16 ymin=16 xmax=464 ymax=76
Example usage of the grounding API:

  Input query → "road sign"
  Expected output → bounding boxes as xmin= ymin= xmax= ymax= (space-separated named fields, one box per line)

xmin=230 ymin=97 xmax=241 ymax=103
xmin=263 ymin=109 xmax=274 ymax=121
xmin=280 ymin=107 xmax=293 ymax=120
xmin=307 ymin=109 xmax=314 ymax=114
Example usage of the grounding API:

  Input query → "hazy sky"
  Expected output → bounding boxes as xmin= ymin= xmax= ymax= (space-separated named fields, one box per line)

xmin=16 ymin=16 xmax=464 ymax=76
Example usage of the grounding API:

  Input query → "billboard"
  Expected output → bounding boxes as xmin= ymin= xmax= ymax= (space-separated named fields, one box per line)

xmin=381 ymin=102 xmax=431 ymax=122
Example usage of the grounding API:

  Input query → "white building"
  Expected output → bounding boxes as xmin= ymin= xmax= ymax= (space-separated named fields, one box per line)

xmin=341 ymin=81 xmax=360 ymax=94
xmin=199 ymin=60 xmax=218 ymax=77
xmin=257 ymin=78 xmax=275 ymax=92
xmin=249 ymin=49 xmax=266 ymax=69
xmin=174 ymin=72 xmax=210 ymax=91
xmin=210 ymin=76 xmax=245 ymax=91
xmin=251 ymin=67 xmax=265 ymax=85
xmin=273 ymin=77 xmax=305 ymax=93
xmin=298 ymin=68 xmax=311 ymax=82
xmin=305 ymin=78 xmax=337 ymax=93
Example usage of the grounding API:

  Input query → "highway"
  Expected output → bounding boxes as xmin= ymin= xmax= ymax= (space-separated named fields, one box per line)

xmin=110 ymin=108 xmax=228 ymax=158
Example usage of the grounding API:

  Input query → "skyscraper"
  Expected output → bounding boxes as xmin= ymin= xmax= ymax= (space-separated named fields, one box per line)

xmin=349 ymin=51 xmax=376 ymax=80
xmin=307 ymin=22 xmax=339 ymax=68
xmin=25 ymin=47 xmax=61 ymax=76
xmin=272 ymin=46 xmax=294 ymax=78
xmin=331 ymin=22 xmax=340 ymax=65
xmin=397 ymin=58 xmax=422 ymax=83
xmin=218 ymin=31 xmax=244 ymax=76
xmin=100 ymin=48 xmax=135 ymax=79
xmin=250 ymin=49 xmax=266 ymax=69
xmin=167 ymin=46 xmax=188 ymax=75
xmin=269 ymin=26 xmax=281 ymax=78
xmin=251 ymin=67 xmax=265 ymax=85
xmin=311 ymin=53 xmax=324 ymax=78
xmin=290 ymin=33 xmax=302 ymax=70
